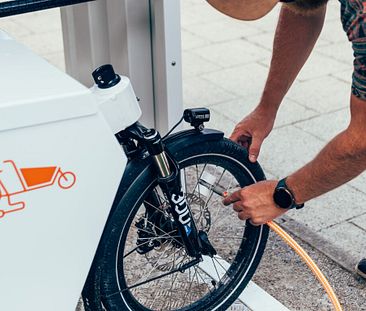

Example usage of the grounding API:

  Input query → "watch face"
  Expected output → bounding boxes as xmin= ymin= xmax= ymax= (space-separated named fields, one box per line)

xmin=274 ymin=188 xmax=293 ymax=209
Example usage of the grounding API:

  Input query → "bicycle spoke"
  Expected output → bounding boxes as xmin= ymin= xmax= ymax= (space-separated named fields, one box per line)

xmin=115 ymin=155 xmax=265 ymax=310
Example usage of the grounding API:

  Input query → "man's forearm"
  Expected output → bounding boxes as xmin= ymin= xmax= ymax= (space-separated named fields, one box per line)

xmin=260 ymin=4 xmax=326 ymax=113
xmin=287 ymin=95 xmax=366 ymax=203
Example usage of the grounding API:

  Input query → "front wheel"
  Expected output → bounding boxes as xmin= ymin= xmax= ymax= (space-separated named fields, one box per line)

xmin=98 ymin=138 xmax=268 ymax=311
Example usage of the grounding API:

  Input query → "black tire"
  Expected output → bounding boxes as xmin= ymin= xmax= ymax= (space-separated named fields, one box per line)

xmin=98 ymin=138 xmax=269 ymax=311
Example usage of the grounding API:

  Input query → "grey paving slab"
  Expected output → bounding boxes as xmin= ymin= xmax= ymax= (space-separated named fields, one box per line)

xmin=19 ymin=29 xmax=64 ymax=55
xmin=319 ymin=19 xmax=348 ymax=43
xmin=286 ymin=52 xmax=349 ymax=82
xmin=43 ymin=52 xmax=65 ymax=71
xmin=0 ymin=19 xmax=32 ymax=39
xmin=181 ymin=29 xmax=210 ymax=51
xmin=182 ymin=19 xmax=261 ymax=44
xmin=287 ymin=184 xmax=366 ymax=230
xmin=331 ymin=68 xmax=353 ymax=84
xmin=191 ymin=39 xmax=271 ymax=69
xmin=350 ymin=213 xmax=366 ymax=231
xmin=182 ymin=50 xmax=222 ymax=78
xmin=207 ymin=108 xmax=237 ymax=137
xmin=319 ymin=222 xmax=366 ymax=260
xmin=211 ymin=98 xmax=318 ymax=130
xmin=11 ymin=9 xmax=62 ymax=33
xmin=246 ymin=6 xmax=280 ymax=32
xmin=247 ymin=32 xmax=331 ymax=55
xmin=286 ymin=76 xmax=350 ymax=113
xmin=181 ymin=1 xmax=223 ymax=27
xmin=245 ymin=33 xmax=274 ymax=52
xmin=259 ymin=125 xmax=326 ymax=178
xmin=294 ymin=108 xmax=350 ymax=142
xmin=201 ymin=63 xmax=269 ymax=103
xmin=325 ymin=0 xmax=342 ymax=21
xmin=183 ymin=77 xmax=237 ymax=108
xmin=348 ymin=172 xmax=366 ymax=194
xmin=315 ymin=41 xmax=354 ymax=65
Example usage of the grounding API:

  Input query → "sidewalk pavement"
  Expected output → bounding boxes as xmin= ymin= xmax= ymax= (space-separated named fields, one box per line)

xmin=0 ymin=0 xmax=364 ymax=273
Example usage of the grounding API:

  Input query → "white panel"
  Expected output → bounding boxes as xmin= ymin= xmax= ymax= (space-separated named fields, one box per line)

xmin=61 ymin=0 xmax=156 ymax=128
xmin=61 ymin=0 xmax=184 ymax=132
xmin=0 ymin=32 xmax=96 ymax=132
xmin=150 ymin=0 xmax=184 ymax=134
xmin=0 ymin=114 xmax=126 ymax=311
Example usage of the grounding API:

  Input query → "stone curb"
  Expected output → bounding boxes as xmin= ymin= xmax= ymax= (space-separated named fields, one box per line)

xmin=275 ymin=215 xmax=358 ymax=275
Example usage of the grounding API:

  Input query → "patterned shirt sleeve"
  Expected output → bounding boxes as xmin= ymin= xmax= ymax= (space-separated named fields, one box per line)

xmin=340 ymin=0 xmax=366 ymax=100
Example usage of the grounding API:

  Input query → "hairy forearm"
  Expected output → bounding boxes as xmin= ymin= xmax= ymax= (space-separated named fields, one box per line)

xmin=287 ymin=96 xmax=366 ymax=203
xmin=260 ymin=4 xmax=326 ymax=112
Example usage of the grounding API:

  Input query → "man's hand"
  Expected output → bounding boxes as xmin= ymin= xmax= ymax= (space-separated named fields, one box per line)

xmin=230 ymin=106 xmax=275 ymax=163
xmin=223 ymin=180 xmax=288 ymax=225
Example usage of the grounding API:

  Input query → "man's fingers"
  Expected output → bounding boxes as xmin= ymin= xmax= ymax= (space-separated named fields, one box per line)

xmin=232 ymin=202 xmax=243 ymax=212
xmin=230 ymin=131 xmax=250 ymax=144
xmin=248 ymin=136 xmax=263 ymax=163
xmin=222 ymin=190 xmax=241 ymax=206
xmin=238 ymin=211 xmax=250 ymax=221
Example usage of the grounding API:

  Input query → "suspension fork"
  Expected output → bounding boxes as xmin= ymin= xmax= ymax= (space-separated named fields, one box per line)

xmin=117 ymin=122 xmax=202 ymax=258
xmin=142 ymin=129 xmax=202 ymax=258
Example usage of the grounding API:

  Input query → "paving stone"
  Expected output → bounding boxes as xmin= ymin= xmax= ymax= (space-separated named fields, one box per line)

xmin=245 ymin=33 xmax=274 ymax=52
xmin=181 ymin=29 xmax=210 ymax=51
xmin=259 ymin=125 xmax=326 ymax=178
xmin=0 ymin=19 xmax=32 ymax=39
xmin=43 ymin=52 xmax=65 ymax=72
xmin=211 ymin=98 xmax=318 ymax=129
xmin=181 ymin=1 xmax=224 ymax=27
xmin=201 ymin=63 xmax=269 ymax=103
xmin=294 ymin=108 xmax=350 ymax=142
xmin=287 ymin=184 xmax=366 ymax=231
xmin=348 ymin=172 xmax=366 ymax=194
xmin=331 ymin=68 xmax=353 ymax=84
xmin=183 ymin=19 xmax=261 ymax=44
xmin=315 ymin=41 xmax=354 ymax=65
xmin=286 ymin=76 xmax=350 ymax=113
xmin=319 ymin=222 xmax=366 ymax=259
xmin=325 ymin=0 xmax=341 ymax=22
xmin=246 ymin=5 xmax=281 ymax=32
xmin=319 ymin=19 xmax=348 ymax=44
xmin=183 ymin=77 xmax=237 ymax=108
xmin=12 ymin=8 xmax=62 ymax=33
xmin=292 ymin=52 xmax=349 ymax=82
xmin=191 ymin=39 xmax=271 ymax=69
xmin=207 ymin=107 xmax=237 ymax=137
xmin=350 ymin=213 xmax=366 ymax=231
xmin=182 ymin=50 xmax=222 ymax=78
xmin=258 ymin=52 xmax=349 ymax=80
xmin=17 ymin=29 xmax=64 ymax=55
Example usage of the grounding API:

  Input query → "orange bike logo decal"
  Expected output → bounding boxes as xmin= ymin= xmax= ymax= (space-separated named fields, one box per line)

xmin=0 ymin=160 xmax=76 ymax=219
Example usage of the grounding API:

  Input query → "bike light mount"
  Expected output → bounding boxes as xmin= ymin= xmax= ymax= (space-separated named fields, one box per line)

xmin=183 ymin=108 xmax=210 ymax=131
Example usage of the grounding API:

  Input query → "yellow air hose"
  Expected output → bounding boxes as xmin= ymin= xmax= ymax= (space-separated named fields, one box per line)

xmin=266 ymin=221 xmax=343 ymax=311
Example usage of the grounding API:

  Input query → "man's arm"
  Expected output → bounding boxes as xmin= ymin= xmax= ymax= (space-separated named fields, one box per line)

xmin=260 ymin=3 xmax=326 ymax=112
xmin=231 ymin=4 xmax=326 ymax=161
xmin=287 ymin=95 xmax=366 ymax=203
xmin=223 ymin=95 xmax=366 ymax=225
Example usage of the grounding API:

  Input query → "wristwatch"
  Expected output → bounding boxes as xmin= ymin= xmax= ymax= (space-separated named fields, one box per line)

xmin=273 ymin=178 xmax=304 ymax=210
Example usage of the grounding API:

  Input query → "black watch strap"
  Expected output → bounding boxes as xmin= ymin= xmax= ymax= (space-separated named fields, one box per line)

xmin=274 ymin=178 xmax=304 ymax=210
